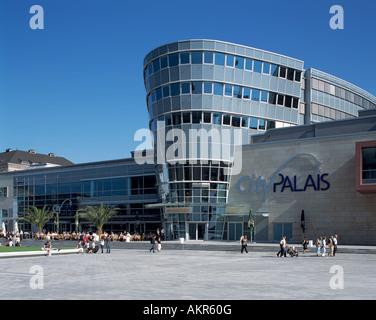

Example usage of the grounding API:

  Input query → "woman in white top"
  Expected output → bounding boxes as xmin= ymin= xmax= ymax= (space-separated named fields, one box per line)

xmin=321 ymin=237 xmax=326 ymax=257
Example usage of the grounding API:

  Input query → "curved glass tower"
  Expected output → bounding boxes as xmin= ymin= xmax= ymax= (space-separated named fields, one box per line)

xmin=143 ymin=39 xmax=376 ymax=240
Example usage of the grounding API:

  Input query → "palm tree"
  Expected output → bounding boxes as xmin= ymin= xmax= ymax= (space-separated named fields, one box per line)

xmin=23 ymin=205 xmax=56 ymax=233
xmin=78 ymin=203 xmax=119 ymax=234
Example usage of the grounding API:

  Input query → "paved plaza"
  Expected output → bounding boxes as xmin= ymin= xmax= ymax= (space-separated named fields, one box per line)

xmin=1 ymin=247 xmax=375 ymax=300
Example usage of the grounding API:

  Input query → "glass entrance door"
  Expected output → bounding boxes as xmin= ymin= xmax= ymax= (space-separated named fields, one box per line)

xmin=228 ymin=222 xmax=243 ymax=241
xmin=188 ymin=223 xmax=206 ymax=240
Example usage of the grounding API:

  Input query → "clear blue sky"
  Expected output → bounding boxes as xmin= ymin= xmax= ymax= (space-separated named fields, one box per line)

xmin=0 ymin=0 xmax=375 ymax=164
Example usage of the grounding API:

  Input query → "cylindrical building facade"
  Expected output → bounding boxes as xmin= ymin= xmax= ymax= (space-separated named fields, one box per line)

xmin=143 ymin=39 xmax=376 ymax=241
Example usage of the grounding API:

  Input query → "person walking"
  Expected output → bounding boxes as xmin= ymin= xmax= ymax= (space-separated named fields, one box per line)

xmin=149 ymin=235 xmax=156 ymax=253
xmin=321 ymin=237 xmax=326 ymax=257
xmin=302 ymin=236 xmax=309 ymax=254
xmin=333 ymin=234 xmax=338 ymax=256
xmin=277 ymin=236 xmax=284 ymax=257
xmin=281 ymin=236 xmax=287 ymax=257
xmin=157 ymin=236 xmax=162 ymax=252
xmin=241 ymin=235 xmax=248 ymax=253
xmin=100 ymin=238 xmax=105 ymax=253
xmin=316 ymin=237 xmax=321 ymax=256
xmin=328 ymin=236 xmax=334 ymax=256
xmin=105 ymin=235 xmax=111 ymax=253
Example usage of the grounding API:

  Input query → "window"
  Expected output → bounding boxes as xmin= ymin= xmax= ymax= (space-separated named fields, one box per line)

xmin=202 ymin=167 xmax=210 ymax=180
xmin=241 ymin=117 xmax=248 ymax=127
xmin=163 ymin=85 xmax=170 ymax=98
xmin=203 ymin=112 xmax=211 ymax=123
xmin=261 ymin=91 xmax=268 ymax=102
xmin=204 ymin=82 xmax=212 ymax=94
xmin=284 ymin=95 xmax=292 ymax=108
xmin=243 ymin=88 xmax=250 ymax=99
xmin=231 ymin=116 xmax=241 ymax=127
xmin=172 ymin=113 xmax=181 ymax=125
xmin=192 ymin=111 xmax=202 ymax=124
xmin=249 ymin=117 xmax=258 ymax=129
xmin=287 ymin=68 xmax=294 ymax=81
xmin=183 ymin=112 xmax=191 ymax=123
xmin=181 ymin=82 xmax=190 ymax=94
xmin=191 ymin=51 xmax=203 ymax=64
xmin=295 ymin=70 xmax=301 ymax=82
xmin=210 ymin=167 xmax=218 ymax=181
xmin=362 ymin=147 xmax=376 ymax=183
xmin=233 ymin=86 xmax=242 ymax=98
xmin=267 ymin=120 xmax=276 ymax=129
xmin=160 ymin=56 xmax=168 ymax=69
xmin=165 ymin=114 xmax=172 ymax=126
xmin=204 ymin=52 xmax=213 ymax=64
xmin=169 ymin=53 xmax=179 ymax=67
xmin=180 ymin=52 xmax=190 ymax=64
xmin=226 ymin=55 xmax=234 ymax=67
xmin=212 ymin=113 xmax=222 ymax=124
xmin=271 ymin=64 xmax=279 ymax=77
xmin=263 ymin=63 xmax=270 ymax=74
xmin=193 ymin=166 xmax=201 ymax=180
xmin=224 ymin=84 xmax=233 ymax=96
xmin=252 ymin=89 xmax=260 ymax=101
xmin=277 ymin=94 xmax=284 ymax=105
xmin=147 ymin=63 xmax=153 ymax=76
xmin=156 ymin=88 xmax=162 ymax=100
xmin=259 ymin=119 xmax=266 ymax=130
xmin=0 ymin=187 xmax=8 ymax=197
xmin=215 ymin=53 xmax=225 ymax=66
xmin=223 ymin=114 xmax=231 ymax=125
xmin=170 ymin=83 xmax=180 ymax=96
xmin=254 ymin=61 xmax=262 ymax=73
xmin=279 ymin=66 xmax=286 ymax=78
xmin=235 ymin=56 xmax=244 ymax=69
xmin=214 ymin=83 xmax=223 ymax=95
xmin=192 ymin=82 xmax=202 ymax=94
xmin=153 ymin=59 xmax=160 ymax=72
xmin=293 ymin=98 xmax=299 ymax=109
xmin=245 ymin=59 xmax=253 ymax=70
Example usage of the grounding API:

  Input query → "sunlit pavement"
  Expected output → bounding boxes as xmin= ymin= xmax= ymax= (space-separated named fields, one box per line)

xmin=1 ymin=248 xmax=375 ymax=300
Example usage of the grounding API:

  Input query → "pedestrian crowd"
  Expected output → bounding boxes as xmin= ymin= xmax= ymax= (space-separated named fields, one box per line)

xmin=0 ymin=231 xmax=22 ymax=247
xmin=275 ymin=234 xmax=339 ymax=257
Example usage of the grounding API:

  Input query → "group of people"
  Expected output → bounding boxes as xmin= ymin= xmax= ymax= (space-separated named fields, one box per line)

xmin=314 ymin=235 xmax=338 ymax=257
xmin=149 ymin=234 xmax=163 ymax=253
xmin=276 ymin=234 xmax=339 ymax=257
xmin=76 ymin=232 xmax=112 ymax=254
xmin=2 ymin=231 xmax=22 ymax=247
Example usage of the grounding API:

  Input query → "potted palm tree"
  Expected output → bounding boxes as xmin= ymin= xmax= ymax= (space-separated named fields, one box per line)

xmin=22 ymin=205 xmax=56 ymax=234
xmin=78 ymin=203 xmax=119 ymax=235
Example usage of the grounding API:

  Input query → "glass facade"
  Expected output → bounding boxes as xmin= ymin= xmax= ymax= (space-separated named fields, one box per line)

xmin=13 ymin=159 xmax=161 ymax=234
xmin=143 ymin=40 xmax=376 ymax=241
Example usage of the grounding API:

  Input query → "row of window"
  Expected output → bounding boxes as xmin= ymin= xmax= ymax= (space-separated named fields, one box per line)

xmin=162 ymin=182 xmax=229 ymax=204
xmin=311 ymin=78 xmax=375 ymax=110
xmin=168 ymin=164 xmax=229 ymax=183
xmin=145 ymin=51 xmax=302 ymax=83
xmin=311 ymin=102 xmax=355 ymax=120
xmin=151 ymin=111 xmax=276 ymax=131
xmin=148 ymin=81 xmax=299 ymax=109
xmin=15 ymin=176 xmax=157 ymax=197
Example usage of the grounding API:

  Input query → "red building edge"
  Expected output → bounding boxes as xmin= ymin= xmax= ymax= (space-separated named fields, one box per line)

xmin=355 ymin=140 xmax=376 ymax=194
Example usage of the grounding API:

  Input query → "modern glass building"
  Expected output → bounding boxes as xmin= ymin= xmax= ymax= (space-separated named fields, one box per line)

xmin=143 ymin=39 xmax=376 ymax=241
xmin=6 ymin=156 xmax=161 ymax=234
